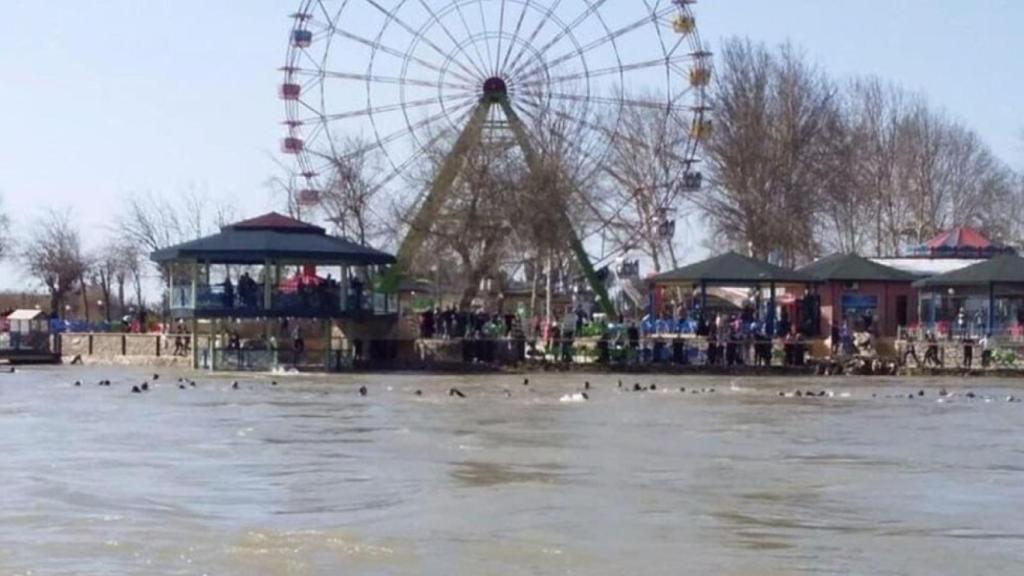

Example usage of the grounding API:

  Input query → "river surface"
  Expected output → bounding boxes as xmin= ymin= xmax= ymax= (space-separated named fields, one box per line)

xmin=1 ymin=367 xmax=1023 ymax=575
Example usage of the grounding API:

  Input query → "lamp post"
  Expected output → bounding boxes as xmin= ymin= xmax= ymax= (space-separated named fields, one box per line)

xmin=431 ymin=265 xmax=439 ymax=309
xmin=947 ymin=288 xmax=956 ymax=339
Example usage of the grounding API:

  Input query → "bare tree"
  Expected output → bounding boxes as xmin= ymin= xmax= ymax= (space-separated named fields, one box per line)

xmin=117 ymin=187 xmax=237 ymax=256
xmin=702 ymin=39 xmax=839 ymax=266
xmin=264 ymin=154 xmax=304 ymax=220
xmin=92 ymin=253 xmax=116 ymax=323
xmin=412 ymin=134 xmax=521 ymax=308
xmin=869 ymin=99 xmax=1016 ymax=251
xmin=816 ymin=78 xmax=898 ymax=254
xmin=601 ymin=91 xmax=700 ymax=272
xmin=91 ymin=239 xmax=138 ymax=322
xmin=114 ymin=244 xmax=132 ymax=313
xmin=704 ymin=42 xmax=1015 ymax=261
xmin=0 ymin=195 xmax=9 ymax=260
xmin=21 ymin=209 xmax=90 ymax=318
xmin=115 ymin=187 xmax=237 ymax=313
xmin=318 ymin=137 xmax=387 ymax=247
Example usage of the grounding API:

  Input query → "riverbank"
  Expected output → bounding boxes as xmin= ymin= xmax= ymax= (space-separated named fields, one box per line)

xmin=48 ymin=353 xmax=1024 ymax=379
xmin=46 ymin=332 xmax=1024 ymax=378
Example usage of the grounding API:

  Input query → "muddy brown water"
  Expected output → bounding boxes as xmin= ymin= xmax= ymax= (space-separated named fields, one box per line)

xmin=1 ymin=367 xmax=1022 ymax=575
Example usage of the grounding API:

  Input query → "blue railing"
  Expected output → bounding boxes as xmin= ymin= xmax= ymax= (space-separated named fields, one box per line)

xmin=48 ymin=319 xmax=125 ymax=334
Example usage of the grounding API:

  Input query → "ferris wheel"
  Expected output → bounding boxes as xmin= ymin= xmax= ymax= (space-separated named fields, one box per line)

xmin=281 ymin=0 xmax=711 ymax=314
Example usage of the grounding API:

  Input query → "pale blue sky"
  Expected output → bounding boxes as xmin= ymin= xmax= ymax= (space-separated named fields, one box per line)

xmin=1 ymin=0 xmax=1022 ymax=289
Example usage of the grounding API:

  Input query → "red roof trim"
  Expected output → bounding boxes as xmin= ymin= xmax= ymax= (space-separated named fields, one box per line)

xmin=229 ymin=212 xmax=325 ymax=234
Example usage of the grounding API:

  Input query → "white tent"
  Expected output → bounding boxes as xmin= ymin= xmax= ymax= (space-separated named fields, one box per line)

xmin=5 ymin=309 xmax=48 ymax=334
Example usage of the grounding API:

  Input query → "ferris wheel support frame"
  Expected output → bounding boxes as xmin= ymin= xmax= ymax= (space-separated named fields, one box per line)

xmin=498 ymin=97 xmax=615 ymax=318
xmin=386 ymin=89 xmax=616 ymax=318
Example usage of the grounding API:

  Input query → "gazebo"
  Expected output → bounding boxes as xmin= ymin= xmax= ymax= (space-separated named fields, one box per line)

xmin=651 ymin=251 xmax=811 ymax=337
xmin=151 ymin=212 xmax=397 ymax=370
xmin=798 ymin=253 xmax=918 ymax=337
xmin=912 ymin=253 xmax=1024 ymax=338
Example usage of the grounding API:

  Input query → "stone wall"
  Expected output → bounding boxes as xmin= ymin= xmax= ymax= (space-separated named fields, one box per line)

xmin=415 ymin=339 xmax=463 ymax=363
xmin=58 ymin=333 xmax=189 ymax=368
xmin=895 ymin=340 xmax=1015 ymax=368
xmin=125 ymin=335 xmax=160 ymax=356
xmin=60 ymin=333 xmax=91 ymax=357
xmin=411 ymin=338 xmax=525 ymax=365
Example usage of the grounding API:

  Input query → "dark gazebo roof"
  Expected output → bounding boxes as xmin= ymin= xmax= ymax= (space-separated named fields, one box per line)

xmin=652 ymin=251 xmax=811 ymax=285
xmin=799 ymin=253 xmax=917 ymax=283
xmin=913 ymin=254 xmax=1024 ymax=288
xmin=150 ymin=212 xmax=396 ymax=265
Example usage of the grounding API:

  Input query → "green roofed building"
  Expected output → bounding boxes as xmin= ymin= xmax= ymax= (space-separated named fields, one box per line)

xmin=651 ymin=251 xmax=811 ymax=337
xmin=911 ymin=253 xmax=1024 ymax=337
xmin=798 ymin=253 xmax=918 ymax=338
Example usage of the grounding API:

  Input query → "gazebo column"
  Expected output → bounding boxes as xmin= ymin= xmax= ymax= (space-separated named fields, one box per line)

xmin=323 ymin=319 xmax=332 ymax=371
xmin=699 ymin=282 xmax=707 ymax=319
xmin=767 ymin=282 xmax=777 ymax=338
xmin=263 ymin=259 xmax=273 ymax=312
xmin=883 ymin=282 xmax=890 ymax=336
xmin=208 ymin=319 xmax=217 ymax=371
xmin=921 ymin=286 xmax=929 ymax=332
xmin=272 ymin=262 xmax=280 ymax=364
xmin=190 ymin=260 xmax=199 ymax=370
xmin=263 ymin=259 xmax=274 ymax=351
xmin=341 ymin=266 xmax=350 ymax=312
xmin=167 ymin=262 xmax=174 ymax=313
xmin=929 ymin=290 xmax=937 ymax=330
xmin=987 ymin=282 xmax=995 ymax=337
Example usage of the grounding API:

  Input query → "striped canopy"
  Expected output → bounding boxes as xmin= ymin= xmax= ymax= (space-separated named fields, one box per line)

xmin=910 ymin=227 xmax=1014 ymax=258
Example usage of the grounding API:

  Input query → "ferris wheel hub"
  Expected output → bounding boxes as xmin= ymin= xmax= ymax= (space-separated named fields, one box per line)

xmin=482 ymin=77 xmax=508 ymax=101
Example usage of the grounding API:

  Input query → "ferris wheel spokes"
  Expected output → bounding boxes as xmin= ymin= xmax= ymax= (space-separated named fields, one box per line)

xmin=298 ymin=69 xmax=479 ymax=92
xmin=297 ymin=95 xmax=469 ymax=125
xmin=501 ymin=0 xmax=566 ymax=77
xmin=329 ymin=27 xmax=479 ymax=86
xmin=510 ymin=4 xmax=678 ymax=85
xmin=515 ymin=54 xmax=699 ymax=89
xmin=364 ymin=0 xmax=493 ymax=83
xmin=416 ymin=0 xmax=490 ymax=79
